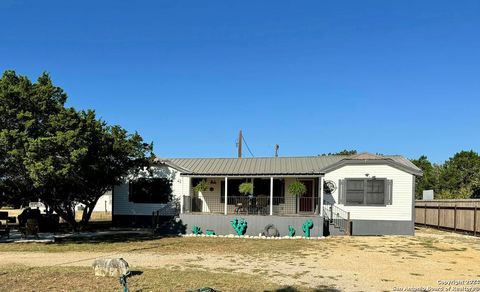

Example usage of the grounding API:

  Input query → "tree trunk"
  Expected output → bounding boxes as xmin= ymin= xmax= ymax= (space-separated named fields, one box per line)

xmin=79 ymin=202 xmax=96 ymax=230
xmin=47 ymin=202 xmax=78 ymax=232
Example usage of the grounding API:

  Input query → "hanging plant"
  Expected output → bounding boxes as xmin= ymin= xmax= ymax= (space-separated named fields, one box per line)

xmin=193 ymin=180 xmax=209 ymax=193
xmin=288 ymin=180 xmax=307 ymax=196
xmin=238 ymin=182 xmax=253 ymax=196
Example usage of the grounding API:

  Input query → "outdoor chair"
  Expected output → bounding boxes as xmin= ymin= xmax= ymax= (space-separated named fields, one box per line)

xmin=20 ymin=218 xmax=39 ymax=239
xmin=0 ymin=222 xmax=9 ymax=239
xmin=0 ymin=212 xmax=9 ymax=239
xmin=234 ymin=196 xmax=249 ymax=214
xmin=256 ymin=195 xmax=268 ymax=215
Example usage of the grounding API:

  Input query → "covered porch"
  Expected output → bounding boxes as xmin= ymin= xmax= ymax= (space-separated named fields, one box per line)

xmin=181 ymin=176 xmax=325 ymax=217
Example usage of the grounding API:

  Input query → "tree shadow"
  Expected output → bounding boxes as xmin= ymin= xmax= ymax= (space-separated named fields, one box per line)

xmin=129 ymin=270 xmax=143 ymax=277
xmin=53 ymin=217 xmax=187 ymax=244
xmin=154 ymin=218 xmax=187 ymax=235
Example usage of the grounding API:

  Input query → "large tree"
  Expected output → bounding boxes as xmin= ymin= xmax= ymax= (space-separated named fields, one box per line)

xmin=410 ymin=155 xmax=437 ymax=199
xmin=24 ymin=108 xmax=152 ymax=229
xmin=1 ymin=70 xmax=152 ymax=229
xmin=438 ymin=150 xmax=480 ymax=199
xmin=0 ymin=70 xmax=66 ymax=207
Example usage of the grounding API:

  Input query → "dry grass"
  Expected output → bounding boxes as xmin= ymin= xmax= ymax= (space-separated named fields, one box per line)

xmin=0 ymin=265 xmax=320 ymax=292
xmin=0 ymin=228 xmax=479 ymax=291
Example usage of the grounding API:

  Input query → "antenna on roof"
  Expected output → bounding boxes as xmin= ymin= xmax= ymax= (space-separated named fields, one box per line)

xmin=274 ymin=144 xmax=279 ymax=157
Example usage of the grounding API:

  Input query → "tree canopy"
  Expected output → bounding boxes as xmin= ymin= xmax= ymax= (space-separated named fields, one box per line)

xmin=319 ymin=150 xmax=357 ymax=156
xmin=411 ymin=151 xmax=480 ymax=199
xmin=0 ymin=70 xmax=152 ymax=229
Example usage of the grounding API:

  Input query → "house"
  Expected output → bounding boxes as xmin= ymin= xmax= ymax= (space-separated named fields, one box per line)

xmin=76 ymin=192 xmax=112 ymax=213
xmin=112 ymin=153 xmax=422 ymax=236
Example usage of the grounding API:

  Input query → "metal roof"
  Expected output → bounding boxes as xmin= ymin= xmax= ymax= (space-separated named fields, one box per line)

xmin=155 ymin=153 xmax=422 ymax=176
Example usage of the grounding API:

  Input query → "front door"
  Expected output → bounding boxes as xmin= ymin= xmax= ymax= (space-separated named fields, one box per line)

xmin=299 ymin=180 xmax=314 ymax=212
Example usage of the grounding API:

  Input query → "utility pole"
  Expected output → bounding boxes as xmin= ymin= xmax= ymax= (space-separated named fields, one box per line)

xmin=237 ymin=129 xmax=242 ymax=159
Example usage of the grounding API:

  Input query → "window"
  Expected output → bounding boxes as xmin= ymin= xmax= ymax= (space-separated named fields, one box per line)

xmin=129 ymin=178 xmax=172 ymax=204
xmin=366 ymin=180 xmax=385 ymax=205
xmin=342 ymin=178 xmax=391 ymax=206
xmin=346 ymin=179 xmax=365 ymax=205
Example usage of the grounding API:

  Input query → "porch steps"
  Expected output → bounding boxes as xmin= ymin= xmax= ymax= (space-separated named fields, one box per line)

xmin=328 ymin=221 xmax=347 ymax=236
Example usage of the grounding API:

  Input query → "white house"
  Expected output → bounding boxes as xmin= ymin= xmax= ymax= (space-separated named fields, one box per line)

xmin=112 ymin=153 xmax=422 ymax=236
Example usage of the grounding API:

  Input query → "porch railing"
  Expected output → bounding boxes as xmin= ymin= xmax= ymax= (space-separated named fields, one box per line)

xmin=323 ymin=203 xmax=351 ymax=235
xmin=182 ymin=194 xmax=319 ymax=216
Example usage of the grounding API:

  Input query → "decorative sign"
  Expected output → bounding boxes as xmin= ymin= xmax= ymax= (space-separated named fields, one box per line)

xmin=324 ymin=180 xmax=337 ymax=194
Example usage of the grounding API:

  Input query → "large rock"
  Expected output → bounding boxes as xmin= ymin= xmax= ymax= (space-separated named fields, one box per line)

xmin=93 ymin=258 xmax=130 ymax=277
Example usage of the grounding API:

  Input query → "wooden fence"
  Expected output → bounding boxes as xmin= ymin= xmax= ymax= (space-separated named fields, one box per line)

xmin=415 ymin=200 xmax=480 ymax=236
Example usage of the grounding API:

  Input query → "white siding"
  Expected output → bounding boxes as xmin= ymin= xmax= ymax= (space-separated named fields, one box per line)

xmin=75 ymin=191 xmax=112 ymax=212
xmin=113 ymin=166 xmax=188 ymax=216
xmin=324 ymin=165 xmax=414 ymax=221
xmin=93 ymin=192 xmax=112 ymax=212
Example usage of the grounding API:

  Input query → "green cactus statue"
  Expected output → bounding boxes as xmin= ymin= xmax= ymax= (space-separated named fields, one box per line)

xmin=206 ymin=229 xmax=216 ymax=235
xmin=302 ymin=219 xmax=314 ymax=237
xmin=230 ymin=217 xmax=247 ymax=235
xmin=288 ymin=225 xmax=296 ymax=237
xmin=192 ymin=225 xmax=202 ymax=235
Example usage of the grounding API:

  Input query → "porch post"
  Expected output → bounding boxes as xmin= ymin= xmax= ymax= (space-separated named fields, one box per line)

xmin=224 ymin=177 xmax=228 ymax=215
xmin=270 ymin=177 xmax=274 ymax=215
xmin=320 ymin=176 xmax=324 ymax=216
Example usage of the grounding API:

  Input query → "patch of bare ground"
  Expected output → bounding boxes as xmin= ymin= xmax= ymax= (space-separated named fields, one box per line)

xmin=0 ymin=228 xmax=479 ymax=291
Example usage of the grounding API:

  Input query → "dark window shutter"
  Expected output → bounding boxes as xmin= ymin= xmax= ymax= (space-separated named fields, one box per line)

xmin=385 ymin=179 xmax=393 ymax=205
xmin=338 ymin=179 xmax=346 ymax=204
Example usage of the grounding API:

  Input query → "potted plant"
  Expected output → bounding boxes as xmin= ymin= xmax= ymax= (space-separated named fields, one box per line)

xmin=288 ymin=180 xmax=307 ymax=196
xmin=238 ymin=182 xmax=253 ymax=196
xmin=288 ymin=180 xmax=307 ymax=213
xmin=193 ymin=180 xmax=209 ymax=194
xmin=237 ymin=182 xmax=253 ymax=213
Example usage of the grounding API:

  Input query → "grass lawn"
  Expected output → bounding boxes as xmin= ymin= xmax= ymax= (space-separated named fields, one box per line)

xmin=0 ymin=228 xmax=479 ymax=291
xmin=0 ymin=265 xmax=321 ymax=292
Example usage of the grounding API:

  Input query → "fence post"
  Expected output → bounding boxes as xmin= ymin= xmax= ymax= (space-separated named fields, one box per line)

xmin=152 ymin=211 xmax=155 ymax=229
xmin=437 ymin=204 xmax=441 ymax=229
xmin=424 ymin=204 xmax=427 ymax=227
xmin=346 ymin=212 xmax=351 ymax=236
xmin=454 ymin=205 xmax=457 ymax=232
xmin=474 ymin=206 xmax=477 ymax=237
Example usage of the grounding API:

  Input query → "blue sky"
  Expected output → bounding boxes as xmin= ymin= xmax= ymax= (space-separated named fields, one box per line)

xmin=1 ymin=1 xmax=479 ymax=163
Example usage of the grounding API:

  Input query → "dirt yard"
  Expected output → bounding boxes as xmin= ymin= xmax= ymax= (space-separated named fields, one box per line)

xmin=0 ymin=228 xmax=479 ymax=291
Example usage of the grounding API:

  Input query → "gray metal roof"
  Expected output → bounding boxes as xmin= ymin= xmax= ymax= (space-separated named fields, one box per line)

xmin=156 ymin=153 xmax=422 ymax=176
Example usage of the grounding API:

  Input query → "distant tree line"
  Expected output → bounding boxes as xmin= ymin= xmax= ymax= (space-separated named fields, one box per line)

xmin=321 ymin=149 xmax=480 ymax=199
xmin=0 ymin=70 xmax=153 ymax=230
xmin=411 ymin=151 xmax=480 ymax=200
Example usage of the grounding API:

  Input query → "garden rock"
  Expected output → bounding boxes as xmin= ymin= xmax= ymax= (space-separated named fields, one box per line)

xmin=93 ymin=258 xmax=130 ymax=277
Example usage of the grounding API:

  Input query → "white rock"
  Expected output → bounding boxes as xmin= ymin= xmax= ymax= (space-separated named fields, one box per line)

xmin=93 ymin=258 xmax=129 ymax=277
